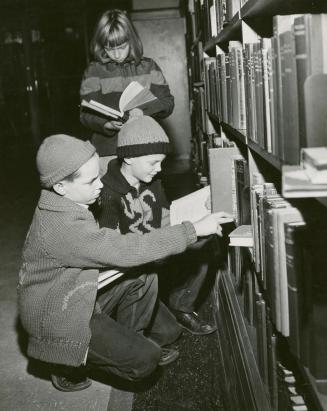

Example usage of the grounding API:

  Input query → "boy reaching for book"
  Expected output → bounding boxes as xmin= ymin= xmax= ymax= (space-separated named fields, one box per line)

xmin=80 ymin=9 xmax=174 ymax=176
xmin=98 ymin=114 xmax=227 ymax=335
xmin=17 ymin=134 xmax=231 ymax=392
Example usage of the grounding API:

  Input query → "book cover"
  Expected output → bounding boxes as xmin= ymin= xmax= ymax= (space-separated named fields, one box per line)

xmin=276 ymin=207 xmax=304 ymax=337
xmin=169 ymin=185 xmax=211 ymax=225
xmin=304 ymin=73 xmax=327 ymax=148
xmin=280 ymin=29 xmax=300 ymax=164
xmin=264 ymin=198 xmax=289 ymax=330
xmin=284 ymin=221 xmax=308 ymax=361
xmin=295 ymin=15 xmax=327 ymax=149
xmin=228 ymin=225 xmax=253 ymax=247
xmin=208 ymin=146 xmax=241 ymax=215
xmin=81 ymin=81 xmax=158 ymax=120
xmin=250 ymin=184 xmax=264 ymax=274
xmin=255 ymin=295 xmax=268 ymax=385
xmin=302 ymin=147 xmax=327 ymax=183
xmin=282 ymin=165 xmax=327 ymax=198
xmin=273 ymin=14 xmax=301 ymax=161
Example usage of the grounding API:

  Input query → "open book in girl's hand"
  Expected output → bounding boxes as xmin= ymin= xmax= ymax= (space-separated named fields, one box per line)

xmin=81 ymin=81 xmax=158 ymax=121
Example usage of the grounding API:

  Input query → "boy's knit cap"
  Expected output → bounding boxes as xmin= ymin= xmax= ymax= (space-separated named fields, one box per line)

xmin=117 ymin=114 xmax=170 ymax=158
xmin=36 ymin=134 xmax=96 ymax=188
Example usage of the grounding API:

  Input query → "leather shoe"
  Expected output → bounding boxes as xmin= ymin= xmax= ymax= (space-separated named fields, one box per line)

xmin=158 ymin=347 xmax=179 ymax=366
xmin=51 ymin=374 xmax=92 ymax=392
xmin=174 ymin=311 xmax=217 ymax=335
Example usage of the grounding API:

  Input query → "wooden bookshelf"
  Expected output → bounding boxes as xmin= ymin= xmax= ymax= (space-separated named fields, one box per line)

xmin=187 ymin=0 xmax=327 ymax=410
xmin=247 ymin=139 xmax=282 ymax=171
xmin=204 ymin=13 xmax=242 ymax=53
xmin=220 ymin=122 xmax=248 ymax=147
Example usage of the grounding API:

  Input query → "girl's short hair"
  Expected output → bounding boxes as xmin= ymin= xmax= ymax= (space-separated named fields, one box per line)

xmin=90 ymin=9 xmax=143 ymax=65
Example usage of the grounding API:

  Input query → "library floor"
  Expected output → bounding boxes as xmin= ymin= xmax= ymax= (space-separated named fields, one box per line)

xmin=0 ymin=140 xmax=225 ymax=411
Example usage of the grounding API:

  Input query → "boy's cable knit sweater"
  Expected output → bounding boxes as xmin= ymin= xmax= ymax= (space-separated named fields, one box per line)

xmin=98 ymin=159 xmax=170 ymax=233
xmin=17 ymin=190 xmax=196 ymax=367
xmin=80 ymin=57 xmax=174 ymax=156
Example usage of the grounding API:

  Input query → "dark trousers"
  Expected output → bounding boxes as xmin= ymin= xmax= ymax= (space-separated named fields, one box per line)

xmin=161 ymin=236 xmax=218 ymax=313
xmin=86 ymin=272 xmax=181 ymax=381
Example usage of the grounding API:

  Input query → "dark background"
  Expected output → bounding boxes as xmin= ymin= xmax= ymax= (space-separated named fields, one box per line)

xmin=0 ymin=0 xmax=131 ymax=150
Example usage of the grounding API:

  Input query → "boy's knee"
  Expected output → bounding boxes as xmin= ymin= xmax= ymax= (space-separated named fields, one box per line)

xmin=128 ymin=343 xmax=161 ymax=380
xmin=164 ymin=322 xmax=182 ymax=345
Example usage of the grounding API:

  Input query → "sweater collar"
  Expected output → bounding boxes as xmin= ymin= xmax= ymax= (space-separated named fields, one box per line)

xmin=38 ymin=189 xmax=92 ymax=214
xmin=101 ymin=158 xmax=133 ymax=195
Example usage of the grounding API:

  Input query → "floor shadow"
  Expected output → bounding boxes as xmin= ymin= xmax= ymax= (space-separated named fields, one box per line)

xmin=88 ymin=366 xmax=162 ymax=393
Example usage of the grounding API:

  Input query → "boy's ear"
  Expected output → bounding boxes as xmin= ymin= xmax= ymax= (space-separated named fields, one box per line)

xmin=53 ymin=182 xmax=66 ymax=196
xmin=124 ymin=158 xmax=133 ymax=165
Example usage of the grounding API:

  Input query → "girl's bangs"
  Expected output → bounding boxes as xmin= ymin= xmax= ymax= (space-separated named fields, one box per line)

xmin=107 ymin=25 xmax=128 ymax=48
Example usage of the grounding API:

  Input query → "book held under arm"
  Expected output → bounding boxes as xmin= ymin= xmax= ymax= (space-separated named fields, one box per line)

xmin=81 ymin=81 xmax=159 ymax=121
xmin=98 ymin=269 xmax=124 ymax=290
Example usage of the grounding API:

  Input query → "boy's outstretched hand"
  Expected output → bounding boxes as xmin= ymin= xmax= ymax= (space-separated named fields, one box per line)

xmin=192 ymin=212 xmax=234 ymax=237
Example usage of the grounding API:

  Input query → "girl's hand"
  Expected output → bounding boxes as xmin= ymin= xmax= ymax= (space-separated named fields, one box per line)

xmin=104 ymin=120 xmax=123 ymax=131
xmin=192 ymin=212 xmax=234 ymax=237
xmin=128 ymin=108 xmax=143 ymax=118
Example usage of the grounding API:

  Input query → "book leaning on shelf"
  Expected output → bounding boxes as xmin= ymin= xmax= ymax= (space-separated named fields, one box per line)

xmin=81 ymin=81 xmax=159 ymax=121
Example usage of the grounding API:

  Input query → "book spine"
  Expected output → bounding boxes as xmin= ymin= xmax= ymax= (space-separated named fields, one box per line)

xmin=256 ymin=296 xmax=268 ymax=385
xmin=285 ymin=222 xmax=304 ymax=359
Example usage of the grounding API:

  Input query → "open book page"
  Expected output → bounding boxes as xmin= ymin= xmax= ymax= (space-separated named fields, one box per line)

xmin=122 ymin=88 xmax=157 ymax=112
xmin=119 ymin=81 xmax=146 ymax=112
xmin=170 ymin=185 xmax=211 ymax=225
xmin=81 ymin=81 xmax=158 ymax=120
xmin=97 ymin=269 xmax=124 ymax=290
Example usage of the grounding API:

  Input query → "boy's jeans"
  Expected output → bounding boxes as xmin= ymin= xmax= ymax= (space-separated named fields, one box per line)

xmin=87 ymin=272 xmax=181 ymax=381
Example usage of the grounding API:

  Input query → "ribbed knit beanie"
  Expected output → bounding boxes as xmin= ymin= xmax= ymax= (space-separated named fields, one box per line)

xmin=36 ymin=134 xmax=96 ymax=188
xmin=117 ymin=114 xmax=170 ymax=158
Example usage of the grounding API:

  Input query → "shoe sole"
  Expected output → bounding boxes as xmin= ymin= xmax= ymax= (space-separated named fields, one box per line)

xmin=51 ymin=375 xmax=92 ymax=392
xmin=158 ymin=350 xmax=180 ymax=366
xmin=179 ymin=324 xmax=217 ymax=336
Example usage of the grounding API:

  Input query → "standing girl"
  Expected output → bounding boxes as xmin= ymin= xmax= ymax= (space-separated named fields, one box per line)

xmin=80 ymin=9 xmax=174 ymax=175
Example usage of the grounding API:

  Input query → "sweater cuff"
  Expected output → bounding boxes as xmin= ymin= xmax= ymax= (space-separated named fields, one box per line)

xmin=181 ymin=221 xmax=197 ymax=245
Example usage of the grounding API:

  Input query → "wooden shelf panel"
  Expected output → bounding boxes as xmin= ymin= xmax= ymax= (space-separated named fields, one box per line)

xmin=216 ymin=270 xmax=272 ymax=409
xmin=240 ymin=0 xmax=315 ymax=19
xmin=204 ymin=13 xmax=242 ymax=52
xmin=203 ymin=0 xmax=327 ymax=51
xmin=221 ymin=122 xmax=247 ymax=146
xmin=247 ymin=139 xmax=282 ymax=170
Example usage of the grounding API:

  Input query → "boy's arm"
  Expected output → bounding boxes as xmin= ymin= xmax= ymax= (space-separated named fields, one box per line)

xmin=98 ymin=190 xmax=121 ymax=230
xmin=161 ymin=207 xmax=171 ymax=228
xmin=47 ymin=213 xmax=197 ymax=269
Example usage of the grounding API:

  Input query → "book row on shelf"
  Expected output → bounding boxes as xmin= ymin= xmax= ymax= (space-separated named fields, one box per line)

xmin=206 ymin=143 xmax=327 ymax=409
xmin=200 ymin=14 xmax=327 ymax=166
xmin=186 ymin=2 xmax=327 ymax=409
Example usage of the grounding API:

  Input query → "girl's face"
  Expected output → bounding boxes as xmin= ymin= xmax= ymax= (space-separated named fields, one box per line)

xmin=105 ymin=42 xmax=130 ymax=63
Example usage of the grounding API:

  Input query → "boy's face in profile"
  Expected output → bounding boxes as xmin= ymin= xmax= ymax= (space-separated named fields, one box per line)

xmin=58 ymin=154 xmax=103 ymax=206
xmin=128 ymin=154 xmax=166 ymax=184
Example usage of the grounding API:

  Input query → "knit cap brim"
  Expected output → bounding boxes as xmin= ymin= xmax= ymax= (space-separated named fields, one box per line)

xmin=117 ymin=115 xmax=170 ymax=158
xmin=36 ymin=134 xmax=96 ymax=188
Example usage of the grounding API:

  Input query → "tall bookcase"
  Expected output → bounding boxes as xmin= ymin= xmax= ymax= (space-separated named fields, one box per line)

xmin=185 ymin=0 xmax=327 ymax=410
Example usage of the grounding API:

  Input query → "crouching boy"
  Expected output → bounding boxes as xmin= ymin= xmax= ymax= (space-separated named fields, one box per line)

xmin=17 ymin=134 xmax=231 ymax=392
